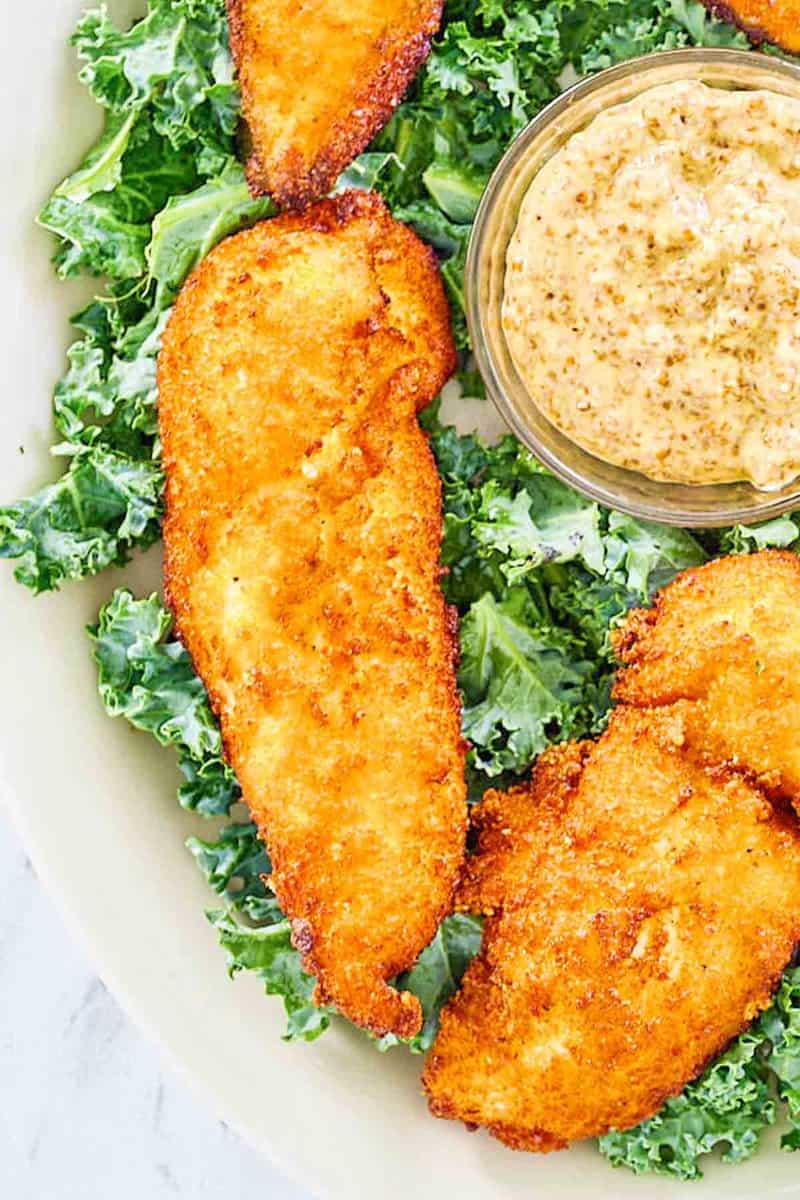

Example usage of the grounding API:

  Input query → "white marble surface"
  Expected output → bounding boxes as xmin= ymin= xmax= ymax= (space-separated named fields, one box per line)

xmin=0 ymin=810 xmax=311 ymax=1200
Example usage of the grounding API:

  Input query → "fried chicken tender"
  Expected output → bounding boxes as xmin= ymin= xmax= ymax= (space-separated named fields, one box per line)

xmin=227 ymin=0 xmax=443 ymax=207
xmin=614 ymin=550 xmax=800 ymax=805
xmin=702 ymin=0 xmax=800 ymax=52
xmin=424 ymin=707 xmax=800 ymax=1149
xmin=158 ymin=190 xmax=465 ymax=1039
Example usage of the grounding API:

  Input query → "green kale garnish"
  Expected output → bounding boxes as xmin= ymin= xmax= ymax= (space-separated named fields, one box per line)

xmin=14 ymin=0 xmax=800 ymax=1180
xmin=429 ymin=422 xmax=706 ymax=776
xmin=1 ymin=0 xmax=269 ymax=592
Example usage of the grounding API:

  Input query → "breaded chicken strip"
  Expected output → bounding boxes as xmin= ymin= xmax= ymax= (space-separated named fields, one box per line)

xmin=424 ymin=707 xmax=800 ymax=1149
xmin=227 ymin=0 xmax=443 ymax=207
xmin=702 ymin=0 xmax=800 ymax=51
xmin=158 ymin=191 xmax=465 ymax=1039
xmin=614 ymin=550 xmax=800 ymax=805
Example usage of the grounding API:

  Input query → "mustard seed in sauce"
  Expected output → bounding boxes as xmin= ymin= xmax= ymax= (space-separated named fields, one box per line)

xmin=502 ymin=80 xmax=800 ymax=489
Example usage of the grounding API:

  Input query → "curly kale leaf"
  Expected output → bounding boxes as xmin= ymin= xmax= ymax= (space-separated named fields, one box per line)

xmin=759 ymin=967 xmax=800 ymax=1149
xmin=53 ymin=294 xmax=169 ymax=460
xmin=459 ymin=586 xmax=603 ymax=775
xmin=208 ymin=911 xmax=330 ymax=1042
xmin=581 ymin=0 xmax=748 ymax=73
xmin=72 ymin=0 xmax=238 ymax=170
xmin=718 ymin=515 xmax=800 ymax=556
xmin=599 ymin=1030 xmax=775 ymax=1180
xmin=7 ymin=156 xmax=267 ymax=593
xmin=90 ymin=590 xmax=222 ymax=755
xmin=0 ymin=449 xmax=163 ymax=593
xmin=89 ymin=589 xmax=238 ymax=814
xmin=39 ymin=113 xmax=202 ymax=280
xmin=187 ymin=822 xmax=281 ymax=923
xmin=429 ymin=422 xmax=706 ymax=776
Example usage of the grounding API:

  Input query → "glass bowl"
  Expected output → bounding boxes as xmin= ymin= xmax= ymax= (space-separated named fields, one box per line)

xmin=466 ymin=48 xmax=800 ymax=527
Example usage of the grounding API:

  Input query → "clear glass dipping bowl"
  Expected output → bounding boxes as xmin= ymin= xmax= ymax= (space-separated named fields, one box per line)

xmin=466 ymin=49 xmax=800 ymax=527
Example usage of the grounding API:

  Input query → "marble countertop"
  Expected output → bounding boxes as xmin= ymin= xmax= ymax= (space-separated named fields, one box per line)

xmin=0 ymin=810 xmax=311 ymax=1200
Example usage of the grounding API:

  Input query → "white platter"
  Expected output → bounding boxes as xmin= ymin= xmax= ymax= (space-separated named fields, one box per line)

xmin=0 ymin=3 xmax=794 ymax=1197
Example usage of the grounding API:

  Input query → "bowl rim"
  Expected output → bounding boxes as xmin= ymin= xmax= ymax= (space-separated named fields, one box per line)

xmin=466 ymin=47 xmax=800 ymax=528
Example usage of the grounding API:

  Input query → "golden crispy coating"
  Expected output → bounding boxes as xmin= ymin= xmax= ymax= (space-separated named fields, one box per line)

xmin=158 ymin=191 xmax=465 ymax=1038
xmin=613 ymin=550 xmax=800 ymax=804
xmin=424 ymin=706 xmax=800 ymax=1149
xmin=702 ymin=0 xmax=800 ymax=51
xmin=455 ymin=740 xmax=588 ymax=919
xmin=227 ymin=0 xmax=443 ymax=207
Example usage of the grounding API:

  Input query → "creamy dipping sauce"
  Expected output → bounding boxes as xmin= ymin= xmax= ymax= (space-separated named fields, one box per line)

xmin=502 ymin=79 xmax=800 ymax=489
